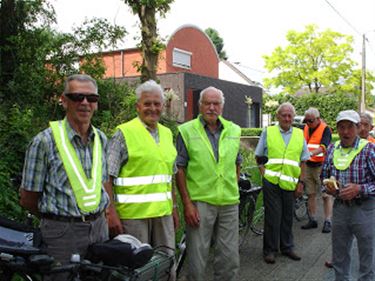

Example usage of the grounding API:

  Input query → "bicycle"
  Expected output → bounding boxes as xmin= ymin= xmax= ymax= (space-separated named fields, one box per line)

xmin=0 ymin=215 xmax=174 ymax=281
xmin=294 ymin=193 xmax=308 ymax=221
xmin=175 ymin=232 xmax=186 ymax=279
xmin=238 ymin=171 xmax=264 ymax=247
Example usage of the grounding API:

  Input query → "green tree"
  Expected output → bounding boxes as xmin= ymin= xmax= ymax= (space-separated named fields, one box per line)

xmin=205 ymin=27 xmax=228 ymax=60
xmin=0 ymin=0 xmax=129 ymax=220
xmin=123 ymin=0 xmax=174 ymax=82
xmin=263 ymin=24 xmax=375 ymax=101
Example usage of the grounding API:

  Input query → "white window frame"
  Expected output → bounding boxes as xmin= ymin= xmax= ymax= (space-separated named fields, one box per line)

xmin=172 ymin=48 xmax=192 ymax=69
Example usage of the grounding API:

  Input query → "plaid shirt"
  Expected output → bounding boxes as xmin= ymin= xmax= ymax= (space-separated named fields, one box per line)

xmin=321 ymin=137 xmax=375 ymax=197
xmin=21 ymin=119 xmax=109 ymax=216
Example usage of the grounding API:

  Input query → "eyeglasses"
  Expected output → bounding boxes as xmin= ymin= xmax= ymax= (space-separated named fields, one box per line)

xmin=305 ymin=118 xmax=316 ymax=124
xmin=65 ymin=93 xmax=99 ymax=103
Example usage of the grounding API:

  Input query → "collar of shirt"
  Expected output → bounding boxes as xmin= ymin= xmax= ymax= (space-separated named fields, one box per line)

xmin=65 ymin=118 xmax=95 ymax=143
xmin=137 ymin=117 xmax=159 ymax=134
xmin=277 ymin=125 xmax=293 ymax=134
xmin=199 ymin=115 xmax=223 ymax=131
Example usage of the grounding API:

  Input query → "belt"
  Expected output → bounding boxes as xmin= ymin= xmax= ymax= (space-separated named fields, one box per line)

xmin=41 ymin=211 xmax=103 ymax=223
xmin=336 ymin=198 xmax=364 ymax=207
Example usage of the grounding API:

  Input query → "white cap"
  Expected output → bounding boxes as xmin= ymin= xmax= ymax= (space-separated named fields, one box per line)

xmin=336 ymin=110 xmax=360 ymax=124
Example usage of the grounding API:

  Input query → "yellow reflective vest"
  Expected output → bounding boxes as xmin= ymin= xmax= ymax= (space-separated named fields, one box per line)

xmin=114 ymin=118 xmax=177 ymax=219
xmin=264 ymin=126 xmax=304 ymax=191
xmin=178 ymin=116 xmax=241 ymax=205
xmin=333 ymin=139 xmax=368 ymax=170
xmin=50 ymin=119 xmax=102 ymax=213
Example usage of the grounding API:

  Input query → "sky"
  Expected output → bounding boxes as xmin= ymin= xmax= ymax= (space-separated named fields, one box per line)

xmin=53 ymin=0 xmax=375 ymax=85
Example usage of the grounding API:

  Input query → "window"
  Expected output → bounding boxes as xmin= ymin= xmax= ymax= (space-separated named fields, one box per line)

xmin=173 ymin=48 xmax=192 ymax=69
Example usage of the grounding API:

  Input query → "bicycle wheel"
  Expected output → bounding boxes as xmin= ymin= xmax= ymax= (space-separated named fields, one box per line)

xmin=176 ymin=233 xmax=186 ymax=278
xmin=239 ymin=196 xmax=254 ymax=247
xmin=294 ymin=196 xmax=308 ymax=221
xmin=250 ymin=205 xmax=264 ymax=235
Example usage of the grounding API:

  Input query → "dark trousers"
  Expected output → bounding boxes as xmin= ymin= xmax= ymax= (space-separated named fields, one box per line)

xmin=262 ymin=178 xmax=295 ymax=255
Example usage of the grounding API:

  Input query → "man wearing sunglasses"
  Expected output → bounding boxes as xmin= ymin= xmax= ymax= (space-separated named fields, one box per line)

xmin=301 ymin=107 xmax=333 ymax=233
xmin=20 ymin=74 xmax=109 ymax=280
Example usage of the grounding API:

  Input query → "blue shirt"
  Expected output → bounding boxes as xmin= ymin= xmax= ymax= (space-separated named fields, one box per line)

xmin=255 ymin=125 xmax=310 ymax=161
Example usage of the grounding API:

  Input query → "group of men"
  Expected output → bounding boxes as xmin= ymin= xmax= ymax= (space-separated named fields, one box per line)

xmin=255 ymin=103 xmax=375 ymax=281
xmin=19 ymin=73 xmax=375 ymax=281
xmin=19 ymin=74 xmax=240 ymax=281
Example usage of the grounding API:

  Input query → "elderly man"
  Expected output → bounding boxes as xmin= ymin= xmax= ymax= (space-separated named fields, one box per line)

xmin=105 ymin=80 xmax=178 ymax=279
xmin=301 ymin=107 xmax=333 ymax=233
xmin=20 ymin=74 xmax=109 ymax=280
xmin=255 ymin=102 xmax=310 ymax=264
xmin=322 ymin=110 xmax=375 ymax=281
xmin=359 ymin=113 xmax=375 ymax=143
xmin=176 ymin=86 xmax=241 ymax=281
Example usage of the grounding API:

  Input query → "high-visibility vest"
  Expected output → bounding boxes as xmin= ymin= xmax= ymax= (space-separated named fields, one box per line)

xmin=50 ymin=119 xmax=102 ymax=213
xmin=333 ymin=139 xmax=368 ymax=170
xmin=114 ymin=118 xmax=177 ymax=219
xmin=178 ymin=116 xmax=241 ymax=205
xmin=368 ymin=136 xmax=375 ymax=143
xmin=264 ymin=126 xmax=304 ymax=191
xmin=303 ymin=122 xmax=328 ymax=163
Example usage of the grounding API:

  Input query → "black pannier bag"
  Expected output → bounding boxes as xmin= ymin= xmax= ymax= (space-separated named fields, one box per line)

xmin=86 ymin=234 xmax=154 ymax=269
xmin=0 ymin=216 xmax=42 ymax=256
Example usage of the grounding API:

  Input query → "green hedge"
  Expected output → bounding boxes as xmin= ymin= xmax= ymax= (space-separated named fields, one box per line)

xmin=241 ymin=128 xmax=263 ymax=136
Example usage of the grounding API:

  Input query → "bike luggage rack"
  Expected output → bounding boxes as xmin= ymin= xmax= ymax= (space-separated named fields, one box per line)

xmin=110 ymin=250 xmax=174 ymax=281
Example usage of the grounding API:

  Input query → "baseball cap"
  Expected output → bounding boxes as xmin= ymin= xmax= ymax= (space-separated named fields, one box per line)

xmin=336 ymin=110 xmax=360 ymax=124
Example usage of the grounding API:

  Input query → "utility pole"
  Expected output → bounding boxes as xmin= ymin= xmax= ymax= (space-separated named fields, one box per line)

xmin=360 ymin=34 xmax=366 ymax=113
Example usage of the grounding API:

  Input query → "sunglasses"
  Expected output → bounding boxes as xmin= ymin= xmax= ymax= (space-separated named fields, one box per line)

xmin=305 ymin=118 xmax=316 ymax=123
xmin=65 ymin=93 xmax=99 ymax=103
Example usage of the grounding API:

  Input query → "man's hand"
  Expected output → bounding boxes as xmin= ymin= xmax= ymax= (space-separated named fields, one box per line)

xmin=106 ymin=206 xmax=123 ymax=238
xmin=294 ymin=182 xmax=304 ymax=198
xmin=184 ymin=201 xmax=200 ymax=228
xmin=339 ymin=183 xmax=360 ymax=201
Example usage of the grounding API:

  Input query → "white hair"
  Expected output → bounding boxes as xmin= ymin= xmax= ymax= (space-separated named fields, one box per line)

xmin=198 ymin=86 xmax=225 ymax=106
xmin=304 ymin=107 xmax=320 ymax=118
xmin=276 ymin=102 xmax=295 ymax=116
xmin=135 ymin=80 xmax=164 ymax=102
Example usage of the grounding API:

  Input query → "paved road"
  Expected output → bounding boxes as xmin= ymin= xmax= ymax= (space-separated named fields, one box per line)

xmin=178 ymin=197 xmax=360 ymax=281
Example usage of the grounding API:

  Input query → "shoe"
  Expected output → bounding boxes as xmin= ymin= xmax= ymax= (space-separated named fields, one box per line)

xmin=301 ymin=220 xmax=318 ymax=230
xmin=322 ymin=221 xmax=332 ymax=233
xmin=263 ymin=253 xmax=275 ymax=264
xmin=325 ymin=261 xmax=333 ymax=268
xmin=282 ymin=251 xmax=301 ymax=261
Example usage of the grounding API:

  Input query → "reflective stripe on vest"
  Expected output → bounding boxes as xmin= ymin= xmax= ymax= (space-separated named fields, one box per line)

xmin=304 ymin=122 xmax=328 ymax=162
xmin=114 ymin=118 xmax=176 ymax=219
xmin=264 ymin=126 xmax=303 ymax=191
xmin=114 ymin=174 xmax=171 ymax=186
xmin=50 ymin=119 xmax=102 ymax=212
xmin=264 ymin=169 xmax=299 ymax=184
xmin=333 ymin=139 xmax=368 ymax=170
xmin=116 ymin=192 xmax=172 ymax=203
xmin=267 ymin=158 xmax=300 ymax=167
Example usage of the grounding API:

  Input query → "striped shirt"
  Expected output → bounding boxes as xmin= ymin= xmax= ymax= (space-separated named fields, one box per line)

xmin=321 ymin=137 xmax=375 ymax=197
xmin=21 ymin=120 xmax=109 ymax=216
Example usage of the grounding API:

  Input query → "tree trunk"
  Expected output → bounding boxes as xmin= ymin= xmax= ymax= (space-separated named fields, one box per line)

xmin=138 ymin=5 xmax=158 ymax=82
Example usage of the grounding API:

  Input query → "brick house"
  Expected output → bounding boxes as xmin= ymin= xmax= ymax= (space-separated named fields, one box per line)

xmin=101 ymin=24 xmax=262 ymax=127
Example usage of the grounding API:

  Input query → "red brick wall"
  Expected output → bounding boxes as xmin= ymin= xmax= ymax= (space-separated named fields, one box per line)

xmin=101 ymin=26 xmax=219 ymax=79
xmin=102 ymin=49 xmax=167 ymax=78
xmin=166 ymin=26 xmax=219 ymax=78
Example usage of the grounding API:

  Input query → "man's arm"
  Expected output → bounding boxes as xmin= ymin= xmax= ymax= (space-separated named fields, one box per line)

xmin=104 ymin=177 xmax=124 ymax=237
xmin=176 ymin=167 xmax=200 ymax=227
xmin=295 ymin=161 xmax=306 ymax=198
xmin=19 ymin=189 xmax=41 ymax=216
